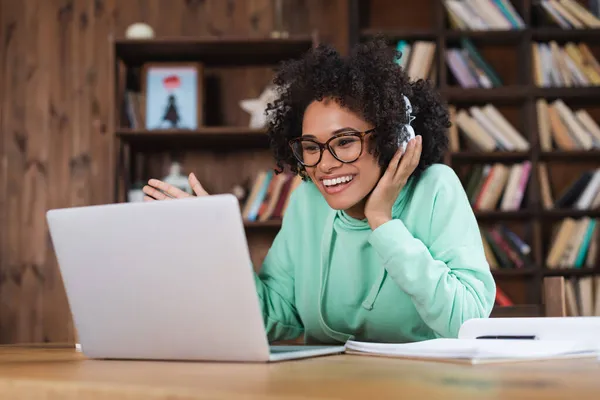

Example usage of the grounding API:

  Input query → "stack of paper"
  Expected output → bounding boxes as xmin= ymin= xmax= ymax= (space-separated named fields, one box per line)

xmin=344 ymin=338 xmax=598 ymax=364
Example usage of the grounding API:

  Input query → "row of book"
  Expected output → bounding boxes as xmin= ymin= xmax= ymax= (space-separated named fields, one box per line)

xmin=463 ymin=162 xmax=531 ymax=211
xmin=532 ymin=41 xmax=600 ymax=87
xmin=444 ymin=0 xmax=525 ymax=30
xmin=546 ymin=217 xmax=598 ymax=269
xmin=496 ymin=276 xmax=600 ymax=316
xmin=536 ymin=0 xmax=600 ymax=29
xmin=124 ymin=90 xmax=146 ymax=129
xmin=563 ymin=276 xmax=600 ymax=316
xmin=481 ymin=224 xmax=533 ymax=269
xmin=539 ymin=164 xmax=600 ymax=211
xmin=553 ymin=168 xmax=600 ymax=208
xmin=241 ymin=170 xmax=302 ymax=222
xmin=444 ymin=0 xmax=600 ymax=30
xmin=447 ymin=99 xmax=600 ymax=153
xmin=537 ymin=99 xmax=600 ymax=151
xmin=395 ymin=40 xmax=436 ymax=82
xmin=447 ymin=104 xmax=530 ymax=152
xmin=446 ymin=38 xmax=502 ymax=88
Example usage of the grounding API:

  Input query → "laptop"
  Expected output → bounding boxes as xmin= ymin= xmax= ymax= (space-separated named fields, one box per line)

xmin=46 ymin=194 xmax=345 ymax=362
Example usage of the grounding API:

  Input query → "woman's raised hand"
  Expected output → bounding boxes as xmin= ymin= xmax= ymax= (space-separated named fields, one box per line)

xmin=142 ymin=172 xmax=208 ymax=201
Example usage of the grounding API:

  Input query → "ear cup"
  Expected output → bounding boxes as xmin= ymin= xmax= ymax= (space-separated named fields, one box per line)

xmin=398 ymin=94 xmax=416 ymax=152
xmin=397 ymin=124 xmax=415 ymax=153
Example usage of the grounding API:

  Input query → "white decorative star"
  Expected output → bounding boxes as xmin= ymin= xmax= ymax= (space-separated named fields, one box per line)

xmin=239 ymin=85 xmax=279 ymax=129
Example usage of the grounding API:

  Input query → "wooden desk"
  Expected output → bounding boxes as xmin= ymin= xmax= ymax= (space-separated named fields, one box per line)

xmin=0 ymin=344 xmax=599 ymax=399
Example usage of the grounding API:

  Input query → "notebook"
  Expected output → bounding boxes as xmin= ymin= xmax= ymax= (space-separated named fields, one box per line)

xmin=345 ymin=338 xmax=597 ymax=364
xmin=344 ymin=317 xmax=600 ymax=364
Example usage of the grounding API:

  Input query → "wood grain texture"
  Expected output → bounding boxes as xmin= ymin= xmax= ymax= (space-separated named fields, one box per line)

xmin=0 ymin=346 xmax=600 ymax=399
xmin=0 ymin=0 xmax=350 ymax=344
xmin=0 ymin=0 xmax=6 ymax=339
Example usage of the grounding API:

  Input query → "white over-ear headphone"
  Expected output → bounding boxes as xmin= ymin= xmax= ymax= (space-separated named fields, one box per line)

xmin=397 ymin=94 xmax=416 ymax=152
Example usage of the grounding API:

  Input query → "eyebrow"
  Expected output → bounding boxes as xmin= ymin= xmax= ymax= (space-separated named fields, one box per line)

xmin=302 ymin=127 xmax=359 ymax=139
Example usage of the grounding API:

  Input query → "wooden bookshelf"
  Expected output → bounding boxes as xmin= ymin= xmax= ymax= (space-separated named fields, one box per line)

xmin=114 ymin=35 xmax=316 ymax=66
xmin=111 ymin=35 xmax=317 ymax=268
xmin=350 ymin=0 xmax=600 ymax=316
xmin=116 ymin=128 xmax=270 ymax=149
xmin=111 ymin=0 xmax=600 ymax=317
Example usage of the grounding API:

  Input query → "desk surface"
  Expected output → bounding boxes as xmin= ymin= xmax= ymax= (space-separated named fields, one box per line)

xmin=0 ymin=344 xmax=599 ymax=399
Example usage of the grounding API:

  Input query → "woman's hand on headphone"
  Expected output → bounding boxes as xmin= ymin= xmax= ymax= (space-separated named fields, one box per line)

xmin=364 ymin=135 xmax=422 ymax=230
xmin=142 ymin=172 xmax=208 ymax=201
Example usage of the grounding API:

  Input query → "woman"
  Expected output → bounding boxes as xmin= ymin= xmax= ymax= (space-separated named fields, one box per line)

xmin=143 ymin=38 xmax=496 ymax=344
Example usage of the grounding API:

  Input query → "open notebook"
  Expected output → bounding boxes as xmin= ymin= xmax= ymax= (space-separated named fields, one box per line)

xmin=345 ymin=317 xmax=600 ymax=364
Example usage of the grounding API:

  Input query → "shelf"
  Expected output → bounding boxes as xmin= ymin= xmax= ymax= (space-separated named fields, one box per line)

xmin=445 ymin=29 xmax=526 ymax=43
xmin=441 ymin=86 xmax=528 ymax=103
xmin=116 ymin=127 xmax=270 ymax=149
xmin=490 ymin=304 xmax=542 ymax=317
xmin=450 ymin=151 xmax=530 ymax=162
xmin=540 ymin=150 xmax=600 ymax=161
xmin=492 ymin=268 xmax=538 ymax=277
xmin=475 ymin=210 xmax=533 ymax=220
xmin=532 ymin=28 xmax=600 ymax=42
xmin=114 ymin=35 xmax=315 ymax=66
xmin=444 ymin=28 xmax=600 ymax=42
xmin=442 ymin=86 xmax=600 ymax=103
xmin=540 ymin=209 xmax=600 ymax=219
xmin=244 ymin=220 xmax=282 ymax=229
xmin=533 ymin=86 xmax=600 ymax=101
xmin=543 ymin=268 xmax=599 ymax=277
xmin=360 ymin=28 xmax=437 ymax=41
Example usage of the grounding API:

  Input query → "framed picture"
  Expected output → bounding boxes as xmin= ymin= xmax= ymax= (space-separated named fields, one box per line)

xmin=142 ymin=62 xmax=203 ymax=130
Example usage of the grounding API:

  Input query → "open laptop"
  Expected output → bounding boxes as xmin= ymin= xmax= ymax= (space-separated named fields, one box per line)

xmin=46 ymin=194 xmax=345 ymax=362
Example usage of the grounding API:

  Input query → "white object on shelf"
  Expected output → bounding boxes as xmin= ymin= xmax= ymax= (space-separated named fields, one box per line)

xmin=125 ymin=23 xmax=155 ymax=39
xmin=239 ymin=85 xmax=279 ymax=129
xmin=163 ymin=162 xmax=192 ymax=195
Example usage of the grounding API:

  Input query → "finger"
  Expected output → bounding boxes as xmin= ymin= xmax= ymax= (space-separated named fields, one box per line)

xmin=385 ymin=144 xmax=405 ymax=178
xmin=189 ymin=173 xmax=208 ymax=196
xmin=147 ymin=178 xmax=190 ymax=199
xmin=394 ymin=138 xmax=417 ymax=182
xmin=142 ymin=184 xmax=172 ymax=201
xmin=143 ymin=195 xmax=155 ymax=202
xmin=410 ymin=135 xmax=423 ymax=169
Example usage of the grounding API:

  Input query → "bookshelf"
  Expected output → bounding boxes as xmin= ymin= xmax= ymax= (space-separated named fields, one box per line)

xmin=110 ymin=0 xmax=600 ymax=318
xmin=350 ymin=0 xmax=600 ymax=316
xmin=111 ymin=35 xmax=317 ymax=268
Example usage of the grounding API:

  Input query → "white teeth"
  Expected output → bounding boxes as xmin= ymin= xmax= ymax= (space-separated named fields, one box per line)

xmin=323 ymin=175 xmax=353 ymax=187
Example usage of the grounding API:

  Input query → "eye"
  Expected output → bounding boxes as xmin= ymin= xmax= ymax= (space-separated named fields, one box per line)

xmin=302 ymin=143 xmax=319 ymax=152
xmin=336 ymin=137 xmax=359 ymax=147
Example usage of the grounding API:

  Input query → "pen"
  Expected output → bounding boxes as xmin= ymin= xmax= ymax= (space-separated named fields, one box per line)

xmin=476 ymin=335 xmax=537 ymax=340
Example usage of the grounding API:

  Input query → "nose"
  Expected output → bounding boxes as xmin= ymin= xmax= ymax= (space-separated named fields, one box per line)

xmin=318 ymin=147 xmax=342 ymax=173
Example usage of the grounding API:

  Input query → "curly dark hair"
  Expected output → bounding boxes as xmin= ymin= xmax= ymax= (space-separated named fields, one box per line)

xmin=265 ymin=37 xmax=450 ymax=182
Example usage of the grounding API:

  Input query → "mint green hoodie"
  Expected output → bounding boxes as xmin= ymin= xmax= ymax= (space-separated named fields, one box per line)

xmin=253 ymin=163 xmax=496 ymax=344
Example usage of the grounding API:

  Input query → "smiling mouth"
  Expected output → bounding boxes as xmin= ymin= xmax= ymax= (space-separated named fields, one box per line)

xmin=321 ymin=175 xmax=355 ymax=194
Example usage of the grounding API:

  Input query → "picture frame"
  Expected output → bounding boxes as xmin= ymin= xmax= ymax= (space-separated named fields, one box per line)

xmin=141 ymin=62 xmax=203 ymax=130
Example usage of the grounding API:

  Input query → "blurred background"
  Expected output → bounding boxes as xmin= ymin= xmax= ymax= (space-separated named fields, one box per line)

xmin=0 ymin=0 xmax=599 ymax=345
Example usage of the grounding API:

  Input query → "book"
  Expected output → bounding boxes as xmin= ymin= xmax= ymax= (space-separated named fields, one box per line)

xmin=343 ymin=317 xmax=600 ymax=364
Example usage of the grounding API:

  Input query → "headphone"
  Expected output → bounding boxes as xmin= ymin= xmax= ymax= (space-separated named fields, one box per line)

xmin=397 ymin=94 xmax=416 ymax=152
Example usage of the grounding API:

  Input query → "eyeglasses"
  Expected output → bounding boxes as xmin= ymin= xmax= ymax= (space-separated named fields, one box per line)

xmin=289 ymin=129 xmax=375 ymax=167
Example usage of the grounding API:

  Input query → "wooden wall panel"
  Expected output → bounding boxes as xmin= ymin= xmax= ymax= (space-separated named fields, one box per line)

xmin=0 ymin=0 xmax=5 ymax=337
xmin=0 ymin=0 xmax=349 ymax=344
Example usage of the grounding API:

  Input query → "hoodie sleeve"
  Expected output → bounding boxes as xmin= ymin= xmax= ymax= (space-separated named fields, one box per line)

xmin=367 ymin=167 xmax=496 ymax=339
xmin=253 ymin=190 xmax=304 ymax=342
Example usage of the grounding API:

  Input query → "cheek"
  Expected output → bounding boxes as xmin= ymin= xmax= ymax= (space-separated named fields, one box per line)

xmin=355 ymin=156 xmax=382 ymax=187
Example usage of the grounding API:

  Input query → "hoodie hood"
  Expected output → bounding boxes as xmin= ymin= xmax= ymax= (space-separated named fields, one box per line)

xmin=316 ymin=178 xmax=415 ymax=343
